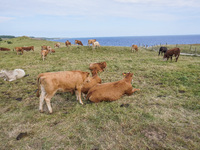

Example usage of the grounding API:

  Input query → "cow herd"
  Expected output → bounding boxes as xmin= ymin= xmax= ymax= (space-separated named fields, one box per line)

xmin=0 ymin=39 xmax=181 ymax=113
xmin=36 ymin=61 xmax=140 ymax=113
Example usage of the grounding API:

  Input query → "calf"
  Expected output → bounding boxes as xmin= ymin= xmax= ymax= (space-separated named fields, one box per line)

xmin=41 ymin=50 xmax=50 ymax=61
xmin=36 ymin=71 xmax=90 ymax=113
xmin=0 ymin=69 xmax=25 ymax=81
xmin=163 ymin=48 xmax=180 ymax=62
xmin=81 ymin=73 xmax=102 ymax=95
xmin=158 ymin=47 xmax=167 ymax=56
xmin=87 ymin=73 xmax=140 ymax=103
xmin=0 ymin=47 xmax=11 ymax=51
xmin=89 ymin=61 xmax=107 ymax=75
xmin=131 ymin=45 xmax=138 ymax=52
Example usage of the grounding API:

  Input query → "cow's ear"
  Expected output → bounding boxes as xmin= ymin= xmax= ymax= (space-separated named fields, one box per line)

xmin=86 ymin=72 xmax=90 ymax=77
xmin=122 ymin=73 xmax=126 ymax=76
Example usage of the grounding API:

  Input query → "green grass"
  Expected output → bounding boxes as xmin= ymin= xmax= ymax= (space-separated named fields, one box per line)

xmin=0 ymin=37 xmax=200 ymax=149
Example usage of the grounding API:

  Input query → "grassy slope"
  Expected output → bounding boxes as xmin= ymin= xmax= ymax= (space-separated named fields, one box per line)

xmin=0 ymin=37 xmax=200 ymax=149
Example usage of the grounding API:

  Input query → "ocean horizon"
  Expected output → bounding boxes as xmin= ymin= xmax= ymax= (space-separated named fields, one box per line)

xmin=49 ymin=35 xmax=200 ymax=47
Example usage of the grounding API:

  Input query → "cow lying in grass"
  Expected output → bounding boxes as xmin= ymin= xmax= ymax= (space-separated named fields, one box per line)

xmin=87 ymin=72 xmax=140 ymax=103
xmin=0 ymin=47 xmax=11 ymax=51
xmin=36 ymin=71 xmax=90 ymax=113
xmin=0 ymin=69 xmax=25 ymax=81
xmin=89 ymin=61 xmax=107 ymax=76
xmin=163 ymin=48 xmax=180 ymax=62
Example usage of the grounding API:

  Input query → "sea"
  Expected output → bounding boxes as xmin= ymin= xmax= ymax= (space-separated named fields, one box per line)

xmin=49 ymin=35 xmax=200 ymax=47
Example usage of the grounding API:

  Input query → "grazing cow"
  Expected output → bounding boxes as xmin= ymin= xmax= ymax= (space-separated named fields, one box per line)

xmin=89 ymin=61 xmax=107 ymax=76
xmin=36 ymin=71 xmax=90 ymax=113
xmin=87 ymin=72 xmax=140 ymax=103
xmin=22 ymin=46 xmax=34 ymax=51
xmin=41 ymin=45 xmax=51 ymax=50
xmin=158 ymin=47 xmax=167 ymax=56
xmin=15 ymin=47 xmax=24 ymax=55
xmin=75 ymin=40 xmax=83 ymax=46
xmin=131 ymin=45 xmax=138 ymax=52
xmin=0 ymin=69 xmax=25 ymax=81
xmin=88 ymin=39 xmax=96 ymax=46
xmin=92 ymin=41 xmax=100 ymax=49
xmin=163 ymin=48 xmax=180 ymax=62
xmin=54 ymin=43 xmax=60 ymax=48
xmin=65 ymin=40 xmax=71 ymax=47
xmin=0 ymin=47 xmax=11 ymax=51
xmin=41 ymin=50 xmax=50 ymax=61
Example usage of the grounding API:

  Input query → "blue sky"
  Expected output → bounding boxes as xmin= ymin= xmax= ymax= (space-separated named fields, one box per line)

xmin=1 ymin=0 xmax=200 ymax=38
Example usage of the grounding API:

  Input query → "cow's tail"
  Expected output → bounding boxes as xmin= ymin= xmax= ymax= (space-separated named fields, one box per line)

xmin=36 ymin=75 xmax=41 ymax=97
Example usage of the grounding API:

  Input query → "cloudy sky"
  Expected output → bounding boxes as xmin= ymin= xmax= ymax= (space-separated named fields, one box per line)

xmin=1 ymin=0 xmax=200 ymax=38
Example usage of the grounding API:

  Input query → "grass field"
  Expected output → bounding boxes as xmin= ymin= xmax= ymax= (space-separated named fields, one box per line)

xmin=0 ymin=37 xmax=200 ymax=149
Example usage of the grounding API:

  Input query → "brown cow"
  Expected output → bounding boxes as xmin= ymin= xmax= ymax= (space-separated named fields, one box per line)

xmin=89 ymin=61 xmax=107 ymax=76
xmin=22 ymin=46 xmax=34 ymax=51
xmin=36 ymin=71 xmax=90 ymax=113
xmin=41 ymin=50 xmax=50 ymax=61
xmin=87 ymin=72 xmax=140 ymax=103
xmin=15 ymin=47 xmax=24 ymax=55
xmin=131 ymin=45 xmax=138 ymax=52
xmin=0 ymin=47 xmax=11 ymax=51
xmin=65 ymin=40 xmax=71 ymax=47
xmin=54 ymin=43 xmax=60 ymax=48
xmin=163 ymin=48 xmax=180 ymax=62
xmin=81 ymin=73 xmax=102 ymax=95
xmin=75 ymin=40 xmax=83 ymax=46
xmin=88 ymin=39 xmax=96 ymax=46
xmin=41 ymin=45 xmax=51 ymax=50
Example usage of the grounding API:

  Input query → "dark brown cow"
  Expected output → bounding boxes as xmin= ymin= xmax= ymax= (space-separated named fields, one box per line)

xmin=0 ymin=47 xmax=10 ymax=51
xmin=22 ymin=46 xmax=34 ymax=51
xmin=75 ymin=40 xmax=83 ymax=46
xmin=65 ymin=40 xmax=71 ymax=47
xmin=163 ymin=48 xmax=180 ymax=62
xmin=87 ymin=72 xmax=140 ymax=103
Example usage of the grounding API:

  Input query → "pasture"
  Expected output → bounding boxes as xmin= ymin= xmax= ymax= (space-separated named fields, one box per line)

xmin=0 ymin=37 xmax=200 ymax=149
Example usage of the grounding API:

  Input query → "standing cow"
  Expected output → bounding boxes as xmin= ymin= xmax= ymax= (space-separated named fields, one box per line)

xmin=158 ymin=47 xmax=168 ymax=56
xmin=131 ymin=45 xmax=138 ymax=52
xmin=163 ymin=48 xmax=180 ymax=62
xmin=65 ymin=40 xmax=71 ymax=47
xmin=75 ymin=40 xmax=83 ymax=46
xmin=36 ymin=71 xmax=90 ymax=113
xmin=88 ymin=39 xmax=96 ymax=46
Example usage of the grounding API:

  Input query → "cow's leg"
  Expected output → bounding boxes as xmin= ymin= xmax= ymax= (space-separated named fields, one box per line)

xmin=39 ymin=86 xmax=46 ymax=113
xmin=44 ymin=94 xmax=54 ymax=114
xmin=175 ymin=54 xmax=179 ymax=62
xmin=75 ymin=88 xmax=83 ymax=105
